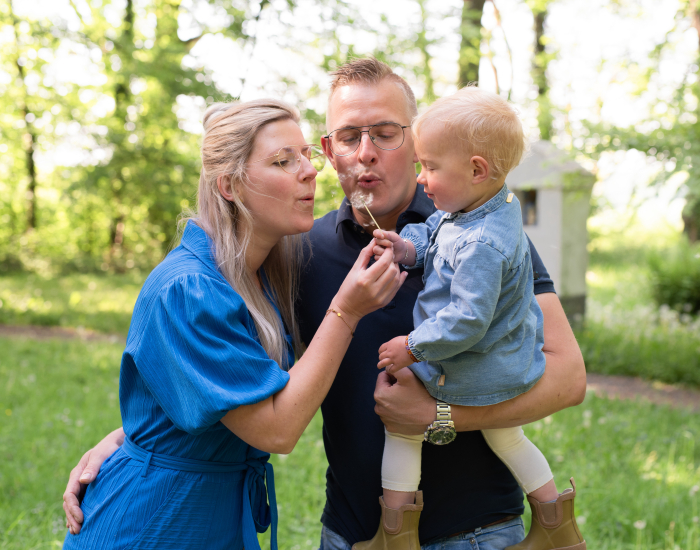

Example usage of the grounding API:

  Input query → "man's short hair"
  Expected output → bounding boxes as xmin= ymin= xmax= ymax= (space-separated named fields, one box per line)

xmin=328 ymin=57 xmax=418 ymax=120
xmin=413 ymin=86 xmax=526 ymax=181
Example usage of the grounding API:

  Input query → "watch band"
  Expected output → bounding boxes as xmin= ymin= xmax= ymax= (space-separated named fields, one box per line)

xmin=424 ymin=400 xmax=456 ymax=444
xmin=436 ymin=400 xmax=451 ymax=421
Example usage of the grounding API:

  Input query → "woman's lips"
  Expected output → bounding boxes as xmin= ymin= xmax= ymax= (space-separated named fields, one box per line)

xmin=297 ymin=195 xmax=314 ymax=207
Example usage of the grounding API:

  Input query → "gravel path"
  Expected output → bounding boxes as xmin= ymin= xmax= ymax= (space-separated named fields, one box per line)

xmin=2 ymin=325 xmax=698 ymax=412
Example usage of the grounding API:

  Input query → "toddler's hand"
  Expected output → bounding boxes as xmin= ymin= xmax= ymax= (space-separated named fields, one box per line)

xmin=372 ymin=230 xmax=406 ymax=263
xmin=378 ymin=335 xmax=416 ymax=375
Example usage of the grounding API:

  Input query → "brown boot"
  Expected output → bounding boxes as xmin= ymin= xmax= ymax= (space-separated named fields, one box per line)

xmin=505 ymin=478 xmax=586 ymax=550
xmin=351 ymin=491 xmax=423 ymax=550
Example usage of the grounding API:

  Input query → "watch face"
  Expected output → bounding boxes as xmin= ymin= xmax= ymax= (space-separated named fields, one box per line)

xmin=429 ymin=426 xmax=456 ymax=445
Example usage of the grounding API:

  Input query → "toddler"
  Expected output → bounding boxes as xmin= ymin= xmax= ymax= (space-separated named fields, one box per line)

xmin=353 ymin=87 xmax=585 ymax=550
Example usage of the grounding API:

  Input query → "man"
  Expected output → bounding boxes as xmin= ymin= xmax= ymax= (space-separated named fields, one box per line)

xmin=64 ymin=58 xmax=586 ymax=550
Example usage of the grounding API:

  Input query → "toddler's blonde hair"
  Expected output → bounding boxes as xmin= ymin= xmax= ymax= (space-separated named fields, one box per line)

xmin=413 ymin=86 xmax=526 ymax=181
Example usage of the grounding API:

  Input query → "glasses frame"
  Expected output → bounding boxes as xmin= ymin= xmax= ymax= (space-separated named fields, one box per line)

xmin=324 ymin=123 xmax=411 ymax=157
xmin=250 ymin=143 xmax=326 ymax=174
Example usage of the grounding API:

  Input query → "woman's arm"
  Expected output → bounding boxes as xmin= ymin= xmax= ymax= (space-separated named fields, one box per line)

xmin=222 ymin=245 xmax=406 ymax=453
xmin=65 ymin=244 xmax=405 ymax=533
xmin=374 ymin=292 xmax=587 ymax=434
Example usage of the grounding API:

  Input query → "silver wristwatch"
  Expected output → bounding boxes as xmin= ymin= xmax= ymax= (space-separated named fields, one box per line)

xmin=424 ymin=400 xmax=457 ymax=445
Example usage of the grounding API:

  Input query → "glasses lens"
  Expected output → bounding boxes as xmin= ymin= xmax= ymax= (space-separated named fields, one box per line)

xmin=369 ymin=123 xmax=404 ymax=151
xmin=277 ymin=147 xmax=300 ymax=174
xmin=308 ymin=146 xmax=326 ymax=171
xmin=330 ymin=128 xmax=361 ymax=156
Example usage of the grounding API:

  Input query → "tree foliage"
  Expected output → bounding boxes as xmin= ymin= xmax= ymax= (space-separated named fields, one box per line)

xmin=582 ymin=0 xmax=700 ymax=240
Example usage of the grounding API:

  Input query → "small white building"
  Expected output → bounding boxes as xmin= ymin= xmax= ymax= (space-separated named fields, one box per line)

xmin=507 ymin=140 xmax=595 ymax=323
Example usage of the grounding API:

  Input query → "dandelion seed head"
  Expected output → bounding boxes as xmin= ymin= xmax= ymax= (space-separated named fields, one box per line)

xmin=690 ymin=484 xmax=699 ymax=497
xmin=577 ymin=516 xmax=586 ymax=526
xmin=634 ymin=520 xmax=647 ymax=530
xmin=349 ymin=190 xmax=375 ymax=210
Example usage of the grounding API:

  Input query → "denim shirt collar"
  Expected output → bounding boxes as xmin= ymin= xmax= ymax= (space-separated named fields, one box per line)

xmin=335 ymin=182 xmax=435 ymax=232
xmin=443 ymin=184 xmax=509 ymax=224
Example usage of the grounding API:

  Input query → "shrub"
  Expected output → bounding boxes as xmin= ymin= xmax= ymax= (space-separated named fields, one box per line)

xmin=578 ymin=300 xmax=700 ymax=387
xmin=648 ymin=239 xmax=700 ymax=315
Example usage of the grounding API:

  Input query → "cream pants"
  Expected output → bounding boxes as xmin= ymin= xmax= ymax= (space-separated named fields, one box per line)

xmin=382 ymin=426 xmax=553 ymax=494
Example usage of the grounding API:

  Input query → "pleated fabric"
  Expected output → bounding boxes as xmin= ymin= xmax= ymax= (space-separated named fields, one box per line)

xmin=64 ymin=221 xmax=292 ymax=550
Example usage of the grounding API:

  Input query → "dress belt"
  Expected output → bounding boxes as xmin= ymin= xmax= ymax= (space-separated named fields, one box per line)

xmin=122 ymin=436 xmax=278 ymax=550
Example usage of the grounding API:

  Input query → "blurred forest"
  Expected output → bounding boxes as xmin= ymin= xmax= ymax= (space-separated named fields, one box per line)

xmin=2 ymin=0 xmax=700 ymax=275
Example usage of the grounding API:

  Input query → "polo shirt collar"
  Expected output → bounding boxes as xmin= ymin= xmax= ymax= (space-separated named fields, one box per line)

xmin=335 ymin=182 xmax=435 ymax=232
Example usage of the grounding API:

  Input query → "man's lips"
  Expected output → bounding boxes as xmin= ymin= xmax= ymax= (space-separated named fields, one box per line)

xmin=357 ymin=175 xmax=381 ymax=189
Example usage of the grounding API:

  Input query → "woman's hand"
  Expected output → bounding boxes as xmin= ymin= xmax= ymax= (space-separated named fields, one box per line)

xmin=63 ymin=428 xmax=125 ymax=535
xmin=333 ymin=241 xmax=407 ymax=324
xmin=378 ymin=335 xmax=415 ymax=375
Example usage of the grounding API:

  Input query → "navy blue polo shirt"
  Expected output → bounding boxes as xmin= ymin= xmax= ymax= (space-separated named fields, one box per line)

xmin=296 ymin=183 xmax=556 ymax=546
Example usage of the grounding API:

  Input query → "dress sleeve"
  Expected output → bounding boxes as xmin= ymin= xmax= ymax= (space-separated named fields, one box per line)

xmin=399 ymin=210 xmax=445 ymax=269
xmin=131 ymin=274 xmax=290 ymax=435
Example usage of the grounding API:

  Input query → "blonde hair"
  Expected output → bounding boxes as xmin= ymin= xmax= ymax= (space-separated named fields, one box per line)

xmin=180 ymin=99 xmax=305 ymax=370
xmin=328 ymin=57 xmax=418 ymax=122
xmin=413 ymin=86 xmax=526 ymax=181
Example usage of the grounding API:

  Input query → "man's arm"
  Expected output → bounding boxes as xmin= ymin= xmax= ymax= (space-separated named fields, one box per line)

xmin=374 ymin=292 xmax=586 ymax=434
xmin=64 ymin=427 xmax=125 ymax=534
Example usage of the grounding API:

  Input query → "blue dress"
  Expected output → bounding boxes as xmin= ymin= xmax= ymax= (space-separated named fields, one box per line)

xmin=64 ymin=221 xmax=292 ymax=550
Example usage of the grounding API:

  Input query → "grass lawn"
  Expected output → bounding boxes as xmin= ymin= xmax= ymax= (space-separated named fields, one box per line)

xmin=1 ymin=335 xmax=699 ymax=550
xmin=0 ymin=272 xmax=145 ymax=336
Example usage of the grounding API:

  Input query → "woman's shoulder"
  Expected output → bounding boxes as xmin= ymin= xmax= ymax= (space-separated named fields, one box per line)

xmin=129 ymin=249 xmax=250 ymax=340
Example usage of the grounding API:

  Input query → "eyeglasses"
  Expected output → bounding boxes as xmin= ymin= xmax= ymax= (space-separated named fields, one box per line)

xmin=250 ymin=144 xmax=326 ymax=174
xmin=324 ymin=123 xmax=410 ymax=157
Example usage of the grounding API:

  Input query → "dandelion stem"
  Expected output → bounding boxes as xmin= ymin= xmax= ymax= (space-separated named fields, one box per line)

xmin=360 ymin=197 xmax=381 ymax=231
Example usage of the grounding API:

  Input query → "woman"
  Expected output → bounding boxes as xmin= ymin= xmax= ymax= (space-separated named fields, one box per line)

xmin=62 ymin=99 xmax=406 ymax=550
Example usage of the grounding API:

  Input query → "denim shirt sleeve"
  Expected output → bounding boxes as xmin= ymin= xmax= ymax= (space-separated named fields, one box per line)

xmin=399 ymin=210 xmax=444 ymax=269
xmin=408 ymin=241 xmax=507 ymax=362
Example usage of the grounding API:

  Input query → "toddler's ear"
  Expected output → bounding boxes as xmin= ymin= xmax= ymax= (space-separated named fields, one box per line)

xmin=470 ymin=156 xmax=490 ymax=184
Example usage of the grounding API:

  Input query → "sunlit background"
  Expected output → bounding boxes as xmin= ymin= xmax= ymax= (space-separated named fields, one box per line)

xmin=1 ymin=1 xmax=699 ymax=549
xmin=3 ymin=0 xmax=700 ymax=274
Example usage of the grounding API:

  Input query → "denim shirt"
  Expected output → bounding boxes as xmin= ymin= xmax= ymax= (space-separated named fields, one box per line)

xmin=400 ymin=184 xmax=545 ymax=406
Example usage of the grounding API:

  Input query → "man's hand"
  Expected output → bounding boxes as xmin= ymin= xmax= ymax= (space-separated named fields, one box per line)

xmin=378 ymin=335 xmax=415 ymax=375
xmin=374 ymin=368 xmax=435 ymax=435
xmin=63 ymin=428 xmax=125 ymax=535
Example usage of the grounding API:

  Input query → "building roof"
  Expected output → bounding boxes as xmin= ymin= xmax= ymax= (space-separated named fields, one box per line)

xmin=507 ymin=140 xmax=595 ymax=191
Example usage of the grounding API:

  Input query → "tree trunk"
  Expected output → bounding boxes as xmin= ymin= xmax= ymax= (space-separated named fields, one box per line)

xmin=11 ymin=13 xmax=38 ymax=231
xmin=685 ymin=0 xmax=700 ymax=240
xmin=532 ymin=5 xmax=553 ymax=140
xmin=416 ymin=0 xmax=435 ymax=102
xmin=22 ymin=110 xmax=37 ymax=231
xmin=458 ymin=0 xmax=486 ymax=86
xmin=109 ymin=0 xmax=134 ymax=258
